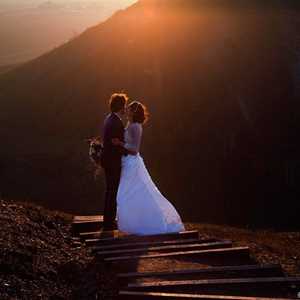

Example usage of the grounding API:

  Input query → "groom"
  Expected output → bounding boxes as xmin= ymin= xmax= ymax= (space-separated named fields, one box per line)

xmin=101 ymin=93 xmax=129 ymax=231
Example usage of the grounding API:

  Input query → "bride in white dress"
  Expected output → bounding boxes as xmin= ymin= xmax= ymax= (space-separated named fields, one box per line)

xmin=112 ymin=101 xmax=185 ymax=235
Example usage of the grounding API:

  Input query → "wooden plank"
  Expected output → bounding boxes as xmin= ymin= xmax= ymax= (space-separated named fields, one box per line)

xmin=90 ymin=238 xmax=203 ymax=250
xmin=73 ymin=215 xmax=104 ymax=222
xmin=84 ymin=230 xmax=199 ymax=245
xmin=72 ymin=218 xmax=104 ymax=236
xmin=128 ymin=277 xmax=300 ymax=288
xmin=80 ymin=230 xmax=117 ymax=239
xmin=127 ymin=277 xmax=300 ymax=293
xmin=117 ymin=264 xmax=283 ymax=281
xmin=80 ymin=231 xmax=111 ymax=240
xmin=118 ymin=291 xmax=298 ymax=300
xmin=95 ymin=241 xmax=233 ymax=258
xmin=81 ymin=230 xmax=198 ymax=239
xmin=104 ymin=247 xmax=250 ymax=263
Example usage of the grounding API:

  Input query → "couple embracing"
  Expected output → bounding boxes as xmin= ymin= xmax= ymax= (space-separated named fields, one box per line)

xmin=101 ymin=93 xmax=185 ymax=235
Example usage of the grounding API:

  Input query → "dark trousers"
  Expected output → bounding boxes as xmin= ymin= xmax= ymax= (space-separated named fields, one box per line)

xmin=103 ymin=164 xmax=121 ymax=231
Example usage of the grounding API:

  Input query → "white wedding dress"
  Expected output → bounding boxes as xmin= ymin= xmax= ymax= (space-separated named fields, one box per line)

xmin=117 ymin=122 xmax=185 ymax=235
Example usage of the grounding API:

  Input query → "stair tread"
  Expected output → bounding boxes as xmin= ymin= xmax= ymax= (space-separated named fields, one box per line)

xmin=90 ymin=238 xmax=204 ymax=250
xmin=117 ymin=264 xmax=282 ymax=279
xmin=119 ymin=291 xmax=298 ymax=299
xmin=96 ymin=241 xmax=232 ymax=257
xmin=105 ymin=246 xmax=249 ymax=262
xmin=86 ymin=230 xmax=199 ymax=245
xmin=128 ymin=277 xmax=300 ymax=288
xmin=73 ymin=215 xmax=104 ymax=223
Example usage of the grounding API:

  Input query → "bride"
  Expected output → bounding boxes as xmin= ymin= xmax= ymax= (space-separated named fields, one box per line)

xmin=112 ymin=101 xmax=185 ymax=235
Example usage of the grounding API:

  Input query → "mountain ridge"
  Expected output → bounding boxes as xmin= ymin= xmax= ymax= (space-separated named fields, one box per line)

xmin=0 ymin=0 xmax=299 ymax=227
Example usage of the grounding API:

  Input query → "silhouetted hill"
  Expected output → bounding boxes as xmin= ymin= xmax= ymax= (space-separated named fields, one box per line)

xmin=0 ymin=64 xmax=19 ymax=75
xmin=0 ymin=0 xmax=299 ymax=228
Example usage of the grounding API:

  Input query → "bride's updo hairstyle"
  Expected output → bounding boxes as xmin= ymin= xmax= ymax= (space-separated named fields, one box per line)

xmin=128 ymin=101 xmax=149 ymax=124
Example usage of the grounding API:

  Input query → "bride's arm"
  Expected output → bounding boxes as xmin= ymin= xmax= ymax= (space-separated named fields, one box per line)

xmin=112 ymin=124 xmax=142 ymax=155
xmin=125 ymin=124 xmax=142 ymax=154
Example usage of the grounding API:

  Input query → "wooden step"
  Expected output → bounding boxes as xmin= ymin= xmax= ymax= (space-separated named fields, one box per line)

xmin=104 ymin=247 xmax=250 ymax=263
xmin=79 ymin=230 xmax=117 ymax=241
xmin=84 ymin=230 xmax=200 ymax=245
xmin=117 ymin=264 xmax=283 ymax=283
xmin=126 ymin=277 xmax=300 ymax=297
xmin=80 ymin=230 xmax=118 ymax=241
xmin=118 ymin=291 xmax=298 ymax=300
xmin=73 ymin=215 xmax=104 ymax=222
xmin=72 ymin=215 xmax=104 ymax=236
xmin=95 ymin=241 xmax=233 ymax=259
xmin=90 ymin=238 xmax=205 ymax=250
xmin=89 ymin=237 xmax=217 ymax=249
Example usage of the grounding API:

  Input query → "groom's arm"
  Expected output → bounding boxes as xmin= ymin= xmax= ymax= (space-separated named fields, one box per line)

xmin=112 ymin=125 xmax=140 ymax=156
xmin=118 ymin=144 xmax=132 ymax=155
xmin=112 ymin=138 xmax=137 ymax=155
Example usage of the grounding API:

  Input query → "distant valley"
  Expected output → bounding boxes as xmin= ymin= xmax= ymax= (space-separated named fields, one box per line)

xmin=0 ymin=0 xmax=136 ymax=66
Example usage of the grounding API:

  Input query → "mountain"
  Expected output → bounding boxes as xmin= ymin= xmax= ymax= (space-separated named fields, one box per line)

xmin=0 ymin=0 xmax=299 ymax=228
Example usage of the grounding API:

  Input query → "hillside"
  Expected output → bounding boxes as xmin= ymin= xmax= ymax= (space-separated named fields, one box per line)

xmin=0 ymin=0 xmax=300 ymax=227
xmin=0 ymin=0 xmax=136 ymax=66
xmin=186 ymin=223 xmax=300 ymax=277
xmin=0 ymin=199 xmax=106 ymax=299
xmin=1 ymin=199 xmax=299 ymax=299
xmin=0 ymin=64 xmax=18 ymax=75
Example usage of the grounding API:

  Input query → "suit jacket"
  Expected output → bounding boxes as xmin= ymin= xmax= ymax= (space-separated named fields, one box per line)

xmin=101 ymin=113 xmax=127 ymax=168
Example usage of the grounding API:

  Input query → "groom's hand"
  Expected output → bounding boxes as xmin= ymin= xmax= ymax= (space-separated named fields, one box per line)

xmin=112 ymin=138 xmax=122 ymax=146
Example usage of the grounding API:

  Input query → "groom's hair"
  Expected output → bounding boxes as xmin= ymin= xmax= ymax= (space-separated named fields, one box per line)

xmin=109 ymin=93 xmax=128 ymax=113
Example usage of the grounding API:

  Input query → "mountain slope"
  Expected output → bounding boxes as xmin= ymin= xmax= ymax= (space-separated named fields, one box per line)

xmin=0 ymin=0 xmax=299 ymax=227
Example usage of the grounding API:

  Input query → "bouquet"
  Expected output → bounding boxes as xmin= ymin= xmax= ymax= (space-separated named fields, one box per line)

xmin=86 ymin=137 xmax=103 ymax=178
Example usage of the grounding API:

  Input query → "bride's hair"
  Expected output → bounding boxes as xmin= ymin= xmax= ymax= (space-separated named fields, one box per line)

xmin=128 ymin=101 xmax=149 ymax=124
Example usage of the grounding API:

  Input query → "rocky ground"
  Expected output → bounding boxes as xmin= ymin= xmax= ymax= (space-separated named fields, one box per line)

xmin=187 ymin=223 xmax=300 ymax=276
xmin=0 ymin=199 xmax=299 ymax=299
xmin=0 ymin=199 xmax=116 ymax=300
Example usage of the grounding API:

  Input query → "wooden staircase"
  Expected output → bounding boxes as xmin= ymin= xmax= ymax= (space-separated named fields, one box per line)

xmin=72 ymin=215 xmax=300 ymax=299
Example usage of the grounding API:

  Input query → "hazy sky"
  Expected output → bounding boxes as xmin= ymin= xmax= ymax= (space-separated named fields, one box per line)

xmin=0 ymin=0 xmax=136 ymax=7
xmin=0 ymin=0 xmax=137 ymax=66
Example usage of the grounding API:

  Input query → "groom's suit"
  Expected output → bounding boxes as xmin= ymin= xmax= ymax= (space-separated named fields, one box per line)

xmin=101 ymin=112 xmax=128 ymax=231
